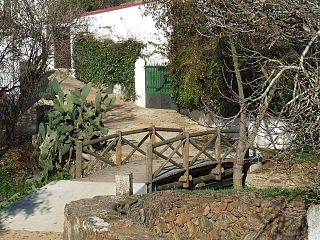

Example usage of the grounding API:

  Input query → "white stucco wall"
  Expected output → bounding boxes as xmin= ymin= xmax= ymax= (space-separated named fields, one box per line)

xmin=180 ymin=109 xmax=292 ymax=150
xmin=80 ymin=4 xmax=167 ymax=64
xmin=248 ymin=118 xmax=291 ymax=149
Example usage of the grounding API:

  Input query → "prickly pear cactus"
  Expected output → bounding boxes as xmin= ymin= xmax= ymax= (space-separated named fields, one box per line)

xmin=36 ymin=79 xmax=111 ymax=179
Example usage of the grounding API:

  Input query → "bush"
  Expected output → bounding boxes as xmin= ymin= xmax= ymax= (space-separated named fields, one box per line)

xmin=73 ymin=36 xmax=143 ymax=100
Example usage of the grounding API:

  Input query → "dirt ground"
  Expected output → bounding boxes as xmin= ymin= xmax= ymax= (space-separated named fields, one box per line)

xmin=0 ymin=230 xmax=62 ymax=240
xmin=246 ymin=160 xmax=319 ymax=188
xmin=103 ymin=101 xmax=207 ymax=133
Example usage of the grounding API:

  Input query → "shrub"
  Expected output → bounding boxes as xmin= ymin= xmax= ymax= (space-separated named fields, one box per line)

xmin=35 ymin=79 xmax=112 ymax=180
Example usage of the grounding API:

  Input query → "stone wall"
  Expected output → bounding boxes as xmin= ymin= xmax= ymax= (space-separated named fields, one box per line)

xmin=124 ymin=191 xmax=307 ymax=240
xmin=64 ymin=192 xmax=308 ymax=240
xmin=63 ymin=196 xmax=162 ymax=240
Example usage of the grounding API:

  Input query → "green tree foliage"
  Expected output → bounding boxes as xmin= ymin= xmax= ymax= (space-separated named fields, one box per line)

xmin=144 ymin=0 xmax=309 ymax=116
xmin=73 ymin=36 xmax=143 ymax=100
xmin=35 ymin=79 xmax=112 ymax=180
xmin=144 ymin=1 xmax=237 ymax=115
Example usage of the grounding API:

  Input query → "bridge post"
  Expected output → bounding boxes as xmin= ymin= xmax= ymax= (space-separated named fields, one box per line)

xmin=215 ymin=128 xmax=222 ymax=180
xmin=182 ymin=132 xmax=190 ymax=188
xmin=146 ymin=143 xmax=153 ymax=193
xmin=75 ymin=140 xmax=83 ymax=178
xmin=116 ymin=131 xmax=122 ymax=165
xmin=150 ymin=125 xmax=156 ymax=144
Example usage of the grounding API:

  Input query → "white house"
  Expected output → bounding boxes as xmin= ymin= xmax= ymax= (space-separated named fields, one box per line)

xmin=72 ymin=2 xmax=168 ymax=108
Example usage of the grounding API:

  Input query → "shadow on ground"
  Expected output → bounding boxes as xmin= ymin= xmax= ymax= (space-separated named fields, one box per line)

xmin=103 ymin=104 xmax=136 ymax=126
xmin=0 ymin=186 xmax=52 ymax=229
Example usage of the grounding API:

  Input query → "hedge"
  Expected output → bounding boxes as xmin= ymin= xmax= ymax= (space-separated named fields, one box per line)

xmin=73 ymin=36 xmax=143 ymax=100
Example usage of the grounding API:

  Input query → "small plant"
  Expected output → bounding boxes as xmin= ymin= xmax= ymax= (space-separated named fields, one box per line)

xmin=35 ymin=79 xmax=111 ymax=180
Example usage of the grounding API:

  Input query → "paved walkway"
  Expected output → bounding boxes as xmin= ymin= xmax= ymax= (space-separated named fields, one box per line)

xmin=0 ymin=181 xmax=145 ymax=233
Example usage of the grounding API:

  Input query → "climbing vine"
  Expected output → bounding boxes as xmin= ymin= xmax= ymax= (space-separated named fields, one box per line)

xmin=73 ymin=36 xmax=143 ymax=100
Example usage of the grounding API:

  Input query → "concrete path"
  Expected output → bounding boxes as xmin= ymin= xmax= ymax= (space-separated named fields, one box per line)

xmin=0 ymin=180 xmax=145 ymax=232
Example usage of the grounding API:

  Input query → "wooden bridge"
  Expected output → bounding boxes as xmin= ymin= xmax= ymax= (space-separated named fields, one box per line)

xmin=75 ymin=126 xmax=243 ymax=192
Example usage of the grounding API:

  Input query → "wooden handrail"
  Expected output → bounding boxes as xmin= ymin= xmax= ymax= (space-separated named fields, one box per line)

xmin=76 ymin=126 xmax=240 ymax=187
xmin=121 ymin=127 xmax=150 ymax=136
xmin=189 ymin=130 xmax=215 ymax=138
xmin=155 ymin=127 xmax=184 ymax=132
xmin=122 ymin=132 xmax=150 ymax=163
xmin=152 ymin=139 xmax=185 ymax=178
xmin=156 ymin=132 xmax=183 ymax=157
xmin=189 ymin=134 xmax=217 ymax=165
xmin=146 ymin=143 xmax=153 ymax=192
xmin=153 ymin=134 xmax=185 ymax=148
xmin=115 ymin=131 xmax=122 ymax=165
xmin=83 ymin=133 xmax=118 ymax=146
xmin=82 ymin=147 xmax=116 ymax=166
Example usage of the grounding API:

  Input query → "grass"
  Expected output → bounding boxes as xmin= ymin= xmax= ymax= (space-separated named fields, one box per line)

xmin=0 ymin=166 xmax=72 ymax=209
xmin=177 ymin=186 xmax=320 ymax=201
xmin=296 ymin=152 xmax=320 ymax=163
xmin=0 ymin=166 xmax=41 ymax=209
xmin=0 ymin=143 xmax=72 ymax=210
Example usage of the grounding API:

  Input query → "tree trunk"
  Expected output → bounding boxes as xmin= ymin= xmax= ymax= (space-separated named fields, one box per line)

xmin=230 ymin=37 xmax=247 ymax=189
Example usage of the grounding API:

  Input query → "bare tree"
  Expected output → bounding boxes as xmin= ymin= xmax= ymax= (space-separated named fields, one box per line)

xmin=145 ymin=0 xmax=319 ymax=189
xmin=0 ymin=0 xmax=82 ymax=141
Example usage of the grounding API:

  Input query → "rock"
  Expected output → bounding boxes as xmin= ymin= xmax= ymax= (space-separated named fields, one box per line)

xmin=140 ymin=208 xmax=146 ymax=222
xmin=220 ymin=230 xmax=226 ymax=239
xmin=208 ymin=230 xmax=219 ymax=239
xmin=211 ymin=203 xmax=222 ymax=214
xmin=158 ymin=222 xmax=170 ymax=233
xmin=175 ymin=213 xmax=190 ymax=226
xmin=63 ymin=196 xmax=162 ymax=240
xmin=171 ymin=226 xmax=182 ymax=236
xmin=97 ymin=191 xmax=307 ymax=240
xmin=199 ymin=217 xmax=213 ymax=232
xmin=192 ymin=218 xmax=200 ymax=226
xmin=227 ymin=202 xmax=234 ymax=211
xmin=203 ymin=205 xmax=211 ymax=216
xmin=164 ymin=212 xmax=176 ymax=223
xmin=186 ymin=221 xmax=196 ymax=237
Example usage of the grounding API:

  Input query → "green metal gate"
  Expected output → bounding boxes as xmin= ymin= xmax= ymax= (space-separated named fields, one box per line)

xmin=145 ymin=65 xmax=177 ymax=109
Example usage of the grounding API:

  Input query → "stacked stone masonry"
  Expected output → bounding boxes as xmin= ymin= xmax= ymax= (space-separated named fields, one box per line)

xmin=124 ymin=191 xmax=307 ymax=240
xmin=64 ymin=192 xmax=307 ymax=240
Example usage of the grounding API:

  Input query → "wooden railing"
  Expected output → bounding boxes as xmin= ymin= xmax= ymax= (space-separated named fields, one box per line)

xmin=75 ymin=126 xmax=184 ymax=178
xmin=145 ymin=128 xmax=239 ymax=192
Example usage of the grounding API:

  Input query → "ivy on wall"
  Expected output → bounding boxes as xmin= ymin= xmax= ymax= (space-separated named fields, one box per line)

xmin=73 ymin=36 xmax=143 ymax=100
